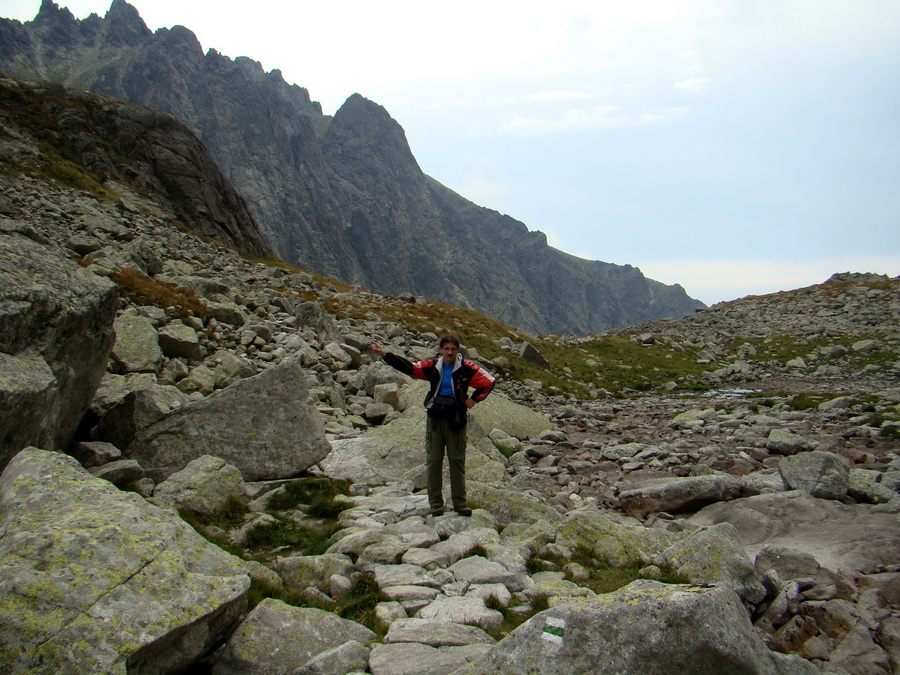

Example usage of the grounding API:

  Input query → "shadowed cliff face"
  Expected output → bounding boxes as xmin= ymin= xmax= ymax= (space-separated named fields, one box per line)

xmin=0 ymin=0 xmax=705 ymax=334
xmin=0 ymin=74 xmax=268 ymax=256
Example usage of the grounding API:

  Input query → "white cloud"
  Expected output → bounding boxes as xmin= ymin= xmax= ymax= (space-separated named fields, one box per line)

xmin=526 ymin=90 xmax=595 ymax=102
xmin=675 ymin=77 xmax=713 ymax=93
xmin=500 ymin=105 xmax=689 ymax=135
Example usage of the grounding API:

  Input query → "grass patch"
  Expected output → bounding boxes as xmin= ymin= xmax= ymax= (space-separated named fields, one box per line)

xmin=266 ymin=477 xmax=353 ymax=518
xmin=178 ymin=496 xmax=248 ymax=529
xmin=786 ymin=393 xmax=837 ymax=411
xmin=242 ymin=515 xmax=338 ymax=556
xmin=572 ymin=548 xmax=689 ymax=594
xmin=245 ymin=571 xmax=386 ymax=636
xmin=527 ymin=547 xmax=690 ymax=597
xmin=110 ymin=267 xmax=210 ymax=322
xmin=335 ymin=571 xmax=385 ymax=635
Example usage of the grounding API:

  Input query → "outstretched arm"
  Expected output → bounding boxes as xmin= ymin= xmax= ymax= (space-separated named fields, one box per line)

xmin=369 ymin=341 xmax=416 ymax=377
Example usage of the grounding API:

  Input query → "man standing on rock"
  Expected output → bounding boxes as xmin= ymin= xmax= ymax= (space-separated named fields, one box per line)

xmin=370 ymin=334 xmax=495 ymax=517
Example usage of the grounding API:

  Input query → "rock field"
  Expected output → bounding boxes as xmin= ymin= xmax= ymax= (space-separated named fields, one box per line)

xmin=1 ymin=174 xmax=899 ymax=674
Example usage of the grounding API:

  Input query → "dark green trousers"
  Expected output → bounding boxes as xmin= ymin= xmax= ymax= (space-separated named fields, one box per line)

xmin=425 ymin=416 xmax=467 ymax=510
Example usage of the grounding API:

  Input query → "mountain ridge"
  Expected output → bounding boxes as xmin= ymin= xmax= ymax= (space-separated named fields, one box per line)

xmin=0 ymin=0 xmax=705 ymax=334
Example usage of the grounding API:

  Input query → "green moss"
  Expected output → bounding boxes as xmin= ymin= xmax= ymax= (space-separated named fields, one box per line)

xmin=266 ymin=477 xmax=353 ymax=518
xmin=178 ymin=496 xmax=248 ymax=529
xmin=787 ymin=393 xmax=838 ymax=410
xmin=335 ymin=571 xmax=385 ymax=635
xmin=242 ymin=516 xmax=338 ymax=556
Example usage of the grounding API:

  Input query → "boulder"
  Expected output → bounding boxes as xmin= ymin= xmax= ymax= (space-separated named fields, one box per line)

xmin=453 ymin=580 xmax=818 ymax=675
xmin=468 ymin=390 xmax=553 ymax=441
xmin=0 ymin=220 xmax=118 ymax=468
xmin=554 ymin=505 xmax=677 ymax=567
xmin=211 ymin=598 xmax=376 ymax=675
xmin=0 ymin=448 xmax=249 ymax=674
xmin=111 ymin=313 xmax=164 ymax=374
xmin=778 ymin=451 xmax=850 ymax=500
xmin=518 ymin=341 xmax=549 ymax=366
xmin=767 ymin=429 xmax=819 ymax=456
xmin=70 ymin=440 xmax=122 ymax=468
xmin=416 ymin=596 xmax=504 ymax=630
xmin=127 ymin=358 xmax=331 ymax=481
xmin=370 ymin=642 xmax=487 ymax=675
xmin=293 ymin=639 xmax=370 ymax=675
xmin=152 ymin=455 xmax=245 ymax=516
xmin=465 ymin=481 xmax=562 ymax=527
xmin=276 ymin=553 xmax=354 ymax=594
xmin=95 ymin=383 xmax=192 ymax=449
xmin=158 ymin=320 xmax=203 ymax=361
xmin=618 ymin=474 xmax=741 ymax=518
xmin=689 ymin=491 xmax=900 ymax=576
xmin=848 ymin=468 xmax=898 ymax=504
xmin=88 ymin=457 xmax=145 ymax=488
xmin=659 ymin=523 xmax=766 ymax=604
xmin=384 ymin=617 xmax=496 ymax=647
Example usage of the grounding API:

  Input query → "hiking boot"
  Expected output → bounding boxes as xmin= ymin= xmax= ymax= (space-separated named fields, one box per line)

xmin=454 ymin=507 xmax=472 ymax=517
xmin=430 ymin=508 xmax=444 ymax=517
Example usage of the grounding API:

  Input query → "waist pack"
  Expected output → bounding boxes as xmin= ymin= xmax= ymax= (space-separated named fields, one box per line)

xmin=427 ymin=395 xmax=468 ymax=430
xmin=427 ymin=395 xmax=459 ymax=420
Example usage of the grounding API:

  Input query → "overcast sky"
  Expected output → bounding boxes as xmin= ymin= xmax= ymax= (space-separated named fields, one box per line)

xmin=5 ymin=0 xmax=899 ymax=305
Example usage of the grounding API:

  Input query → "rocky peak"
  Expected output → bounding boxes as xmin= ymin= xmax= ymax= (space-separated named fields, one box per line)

xmin=324 ymin=93 xmax=423 ymax=180
xmin=31 ymin=0 xmax=79 ymax=48
xmin=33 ymin=0 xmax=76 ymax=27
xmin=102 ymin=0 xmax=151 ymax=47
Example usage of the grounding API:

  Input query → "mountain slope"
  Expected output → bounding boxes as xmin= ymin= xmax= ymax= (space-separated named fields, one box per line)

xmin=0 ymin=0 xmax=704 ymax=333
xmin=0 ymin=72 xmax=267 ymax=255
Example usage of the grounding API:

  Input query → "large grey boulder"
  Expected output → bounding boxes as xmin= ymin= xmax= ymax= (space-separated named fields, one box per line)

xmin=158 ymin=320 xmax=203 ymax=361
xmin=95 ymin=382 xmax=192 ymax=449
xmin=0 ymin=448 xmax=249 ymax=674
xmin=468 ymin=389 xmax=553 ymax=440
xmin=767 ymin=429 xmax=820 ymax=456
xmin=152 ymin=455 xmax=245 ymax=516
xmin=554 ymin=505 xmax=677 ymax=567
xmin=689 ymin=491 xmax=900 ymax=576
xmin=111 ymin=313 xmax=164 ymax=374
xmin=0 ymin=220 xmax=118 ymax=468
xmin=452 ymin=580 xmax=819 ymax=675
xmin=659 ymin=523 xmax=766 ymax=604
xmin=384 ymin=618 xmax=496 ymax=647
xmin=127 ymin=358 xmax=331 ymax=481
xmin=848 ymin=467 xmax=899 ymax=504
xmin=276 ymin=553 xmax=355 ymax=594
xmin=465 ymin=481 xmax=563 ymax=527
xmin=211 ymin=598 xmax=376 ymax=675
xmin=618 ymin=474 xmax=741 ymax=518
xmin=293 ymin=639 xmax=370 ymax=675
xmin=778 ymin=451 xmax=850 ymax=500
xmin=369 ymin=642 xmax=488 ymax=675
xmin=416 ymin=596 xmax=504 ymax=630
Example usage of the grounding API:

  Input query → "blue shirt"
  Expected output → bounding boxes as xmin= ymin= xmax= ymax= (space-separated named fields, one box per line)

xmin=437 ymin=363 xmax=455 ymax=397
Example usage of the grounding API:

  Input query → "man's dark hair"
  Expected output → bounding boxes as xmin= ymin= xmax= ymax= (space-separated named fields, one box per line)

xmin=439 ymin=333 xmax=461 ymax=348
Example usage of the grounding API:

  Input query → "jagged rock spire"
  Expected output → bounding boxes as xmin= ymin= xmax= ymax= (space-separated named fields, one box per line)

xmin=103 ymin=0 xmax=151 ymax=47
